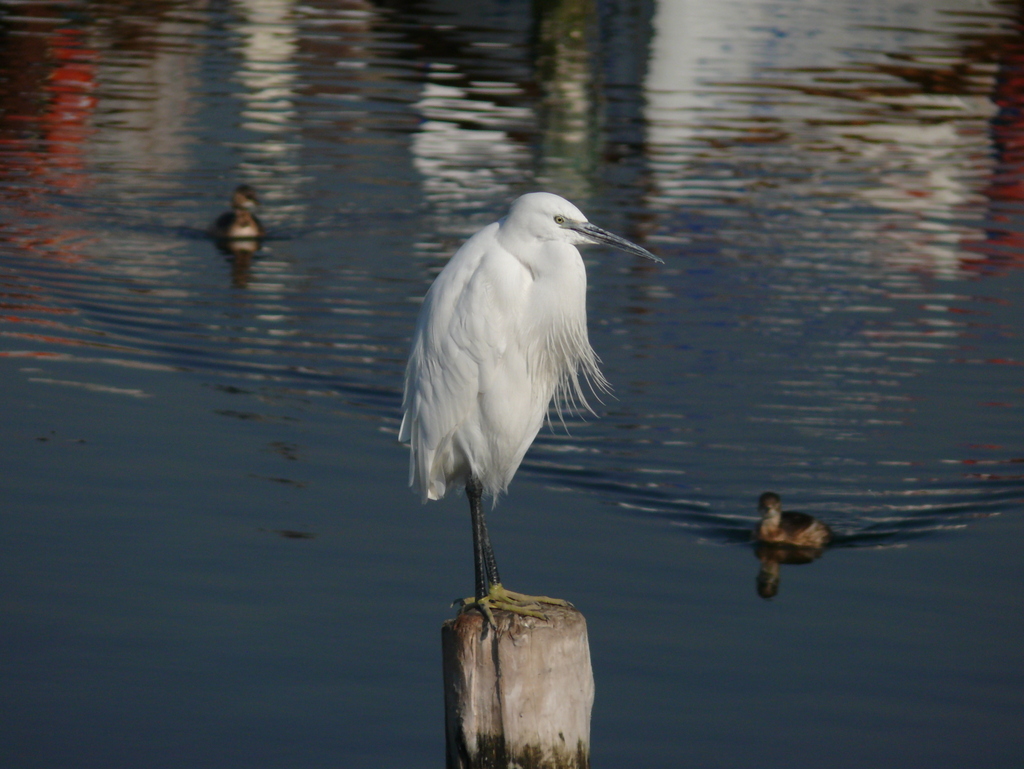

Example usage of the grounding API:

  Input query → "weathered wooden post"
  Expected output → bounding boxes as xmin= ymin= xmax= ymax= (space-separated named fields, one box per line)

xmin=442 ymin=604 xmax=594 ymax=769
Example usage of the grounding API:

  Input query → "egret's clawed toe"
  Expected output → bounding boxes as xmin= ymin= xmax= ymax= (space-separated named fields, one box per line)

xmin=455 ymin=583 xmax=571 ymax=625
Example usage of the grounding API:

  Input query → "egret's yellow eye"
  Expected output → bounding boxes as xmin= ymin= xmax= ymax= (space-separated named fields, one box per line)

xmin=554 ymin=215 xmax=565 ymax=225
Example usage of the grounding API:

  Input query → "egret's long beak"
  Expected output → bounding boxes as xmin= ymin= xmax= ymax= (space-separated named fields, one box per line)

xmin=570 ymin=221 xmax=663 ymax=264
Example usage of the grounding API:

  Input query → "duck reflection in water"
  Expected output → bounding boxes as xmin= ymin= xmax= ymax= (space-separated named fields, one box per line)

xmin=754 ymin=543 xmax=826 ymax=599
xmin=753 ymin=492 xmax=833 ymax=599
xmin=222 ymin=242 xmax=259 ymax=288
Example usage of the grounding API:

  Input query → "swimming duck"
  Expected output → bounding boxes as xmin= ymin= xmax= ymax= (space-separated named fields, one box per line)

xmin=755 ymin=491 xmax=832 ymax=548
xmin=209 ymin=185 xmax=265 ymax=240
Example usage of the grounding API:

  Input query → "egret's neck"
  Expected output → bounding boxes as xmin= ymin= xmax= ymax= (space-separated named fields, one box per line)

xmin=496 ymin=224 xmax=575 ymax=275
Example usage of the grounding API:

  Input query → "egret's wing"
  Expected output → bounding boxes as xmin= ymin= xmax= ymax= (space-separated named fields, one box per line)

xmin=400 ymin=224 xmax=505 ymax=501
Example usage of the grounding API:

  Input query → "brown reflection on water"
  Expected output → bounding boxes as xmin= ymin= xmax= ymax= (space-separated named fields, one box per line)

xmin=754 ymin=543 xmax=827 ymax=600
xmin=216 ymin=239 xmax=262 ymax=290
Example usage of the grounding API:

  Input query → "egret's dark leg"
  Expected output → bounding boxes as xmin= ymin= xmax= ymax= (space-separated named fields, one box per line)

xmin=460 ymin=475 xmax=568 ymax=625
xmin=483 ymin=533 xmax=501 ymax=590
xmin=476 ymin=496 xmax=502 ymax=590
xmin=466 ymin=476 xmax=495 ymax=600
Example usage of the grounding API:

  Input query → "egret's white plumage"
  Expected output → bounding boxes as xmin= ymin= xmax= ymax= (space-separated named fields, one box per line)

xmin=399 ymin=192 xmax=660 ymax=614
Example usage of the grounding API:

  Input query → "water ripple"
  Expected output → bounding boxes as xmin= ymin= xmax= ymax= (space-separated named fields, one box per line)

xmin=1 ymin=0 xmax=1022 ymax=554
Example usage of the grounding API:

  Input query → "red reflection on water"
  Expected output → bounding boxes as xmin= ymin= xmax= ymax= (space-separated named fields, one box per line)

xmin=963 ymin=5 xmax=1024 ymax=272
xmin=41 ymin=28 xmax=98 ymax=183
xmin=0 ymin=22 xmax=97 ymax=199
xmin=0 ymin=10 xmax=98 ymax=281
xmin=0 ymin=350 xmax=66 ymax=359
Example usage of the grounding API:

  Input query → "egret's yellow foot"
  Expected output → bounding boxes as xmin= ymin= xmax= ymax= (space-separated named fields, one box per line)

xmin=455 ymin=583 xmax=572 ymax=625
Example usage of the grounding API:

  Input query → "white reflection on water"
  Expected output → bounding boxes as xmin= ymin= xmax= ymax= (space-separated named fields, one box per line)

xmin=409 ymin=0 xmax=609 ymax=215
xmin=232 ymin=0 xmax=306 ymax=210
xmin=88 ymin=6 xmax=201 ymax=177
xmin=411 ymin=80 xmax=533 ymax=211
xmin=235 ymin=0 xmax=299 ymax=137
xmin=642 ymin=0 xmax=1004 ymax=275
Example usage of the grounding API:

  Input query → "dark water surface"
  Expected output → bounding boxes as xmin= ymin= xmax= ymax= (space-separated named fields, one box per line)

xmin=2 ymin=0 xmax=1022 ymax=767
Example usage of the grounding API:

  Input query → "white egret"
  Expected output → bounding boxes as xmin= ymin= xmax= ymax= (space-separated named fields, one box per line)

xmin=209 ymin=185 xmax=265 ymax=240
xmin=399 ymin=192 xmax=662 ymax=621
